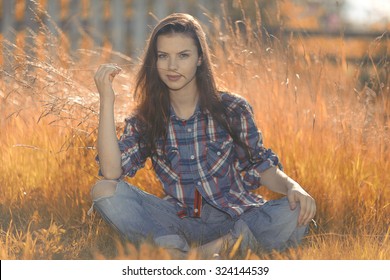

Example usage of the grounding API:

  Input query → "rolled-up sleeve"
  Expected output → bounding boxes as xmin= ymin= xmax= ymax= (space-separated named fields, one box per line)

xmin=118 ymin=116 xmax=149 ymax=177
xmin=96 ymin=116 xmax=148 ymax=178
xmin=230 ymin=97 xmax=280 ymax=190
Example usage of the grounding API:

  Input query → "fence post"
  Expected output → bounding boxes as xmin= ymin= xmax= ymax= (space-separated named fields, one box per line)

xmin=46 ymin=0 xmax=60 ymax=36
xmin=153 ymin=0 xmax=169 ymax=21
xmin=89 ymin=0 xmax=104 ymax=48
xmin=110 ymin=0 xmax=126 ymax=55
xmin=176 ymin=0 xmax=188 ymax=12
xmin=44 ymin=0 xmax=61 ymax=60
xmin=131 ymin=0 xmax=147 ymax=58
xmin=194 ymin=0 xmax=214 ymax=33
xmin=2 ymin=0 xmax=16 ymax=72
xmin=25 ymin=0 xmax=39 ymax=71
xmin=69 ymin=0 xmax=81 ymax=53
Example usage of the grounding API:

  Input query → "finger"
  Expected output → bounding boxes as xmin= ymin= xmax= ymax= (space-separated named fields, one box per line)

xmin=301 ymin=198 xmax=316 ymax=226
xmin=97 ymin=66 xmax=118 ymax=82
xmin=305 ymin=200 xmax=316 ymax=225
xmin=95 ymin=65 xmax=113 ymax=80
xmin=94 ymin=65 xmax=106 ymax=80
xmin=109 ymin=65 xmax=122 ymax=75
xmin=297 ymin=197 xmax=308 ymax=226
xmin=287 ymin=192 xmax=297 ymax=210
xmin=111 ymin=68 xmax=122 ymax=77
xmin=108 ymin=69 xmax=120 ymax=82
xmin=99 ymin=64 xmax=120 ymax=75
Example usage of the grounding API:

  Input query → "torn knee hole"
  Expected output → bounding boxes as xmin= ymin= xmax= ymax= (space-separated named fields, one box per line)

xmin=91 ymin=180 xmax=118 ymax=200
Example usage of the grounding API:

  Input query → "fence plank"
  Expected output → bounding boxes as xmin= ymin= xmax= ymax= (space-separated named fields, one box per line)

xmin=2 ymin=0 xmax=16 ymax=44
xmin=25 ymin=0 xmax=39 ymax=62
xmin=196 ymin=0 xmax=209 ymax=22
xmin=153 ymin=0 xmax=169 ymax=21
xmin=176 ymin=0 xmax=188 ymax=13
xmin=110 ymin=0 xmax=126 ymax=54
xmin=69 ymin=0 xmax=81 ymax=52
xmin=89 ymin=0 xmax=104 ymax=47
xmin=2 ymin=0 xmax=16 ymax=70
xmin=46 ymin=0 xmax=60 ymax=36
xmin=131 ymin=0 xmax=147 ymax=56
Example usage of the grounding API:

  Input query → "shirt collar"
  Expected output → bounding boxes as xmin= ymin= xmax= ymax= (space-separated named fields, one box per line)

xmin=169 ymin=102 xmax=203 ymax=122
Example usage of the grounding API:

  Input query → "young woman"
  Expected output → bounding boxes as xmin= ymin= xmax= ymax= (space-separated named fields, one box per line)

xmin=92 ymin=13 xmax=316 ymax=258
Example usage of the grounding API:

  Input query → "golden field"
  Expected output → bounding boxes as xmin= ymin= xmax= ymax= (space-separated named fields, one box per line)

xmin=0 ymin=10 xmax=389 ymax=260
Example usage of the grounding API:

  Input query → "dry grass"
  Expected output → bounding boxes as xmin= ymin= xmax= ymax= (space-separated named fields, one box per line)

xmin=0 ymin=7 xmax=389 ymax=260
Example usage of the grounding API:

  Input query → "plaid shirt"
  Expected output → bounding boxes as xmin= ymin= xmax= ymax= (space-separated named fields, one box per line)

xmin=114 ymin=92 xmax=280 ymax=218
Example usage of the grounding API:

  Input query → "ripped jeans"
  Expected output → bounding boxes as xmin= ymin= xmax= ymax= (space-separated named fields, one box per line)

xmin=89 ymin=180 xmax=308 ymax=254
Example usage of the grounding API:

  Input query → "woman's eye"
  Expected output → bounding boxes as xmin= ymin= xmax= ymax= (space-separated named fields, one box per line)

xmin=158 ymin=54 xmax=167 ymax=59
xmin=179 ymin=53 xmax=189 ymax=59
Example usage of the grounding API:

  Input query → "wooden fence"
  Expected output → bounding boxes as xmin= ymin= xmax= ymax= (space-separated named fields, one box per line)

xmin=0 ymin=0 xmax=388 ymax=64
xmin=0 ymin=0 xmax=220 ymax=60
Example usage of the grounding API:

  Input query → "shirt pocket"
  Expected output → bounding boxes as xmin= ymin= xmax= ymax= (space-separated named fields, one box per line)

xmin=206 ymin=138 xmax=233 ymax=177
xmin=154 ymin=145 xmax=180 ymax=185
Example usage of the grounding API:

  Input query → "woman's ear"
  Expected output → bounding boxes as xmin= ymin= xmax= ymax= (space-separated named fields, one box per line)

xmin=197 ymin=57 xmax=202 ymax=66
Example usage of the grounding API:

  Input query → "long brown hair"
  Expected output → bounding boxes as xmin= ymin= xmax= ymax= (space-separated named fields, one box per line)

xmin=134 ymin=13 xmax=251 ymax=161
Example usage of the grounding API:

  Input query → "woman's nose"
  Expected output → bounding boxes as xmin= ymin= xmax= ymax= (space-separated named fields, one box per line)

xmin=168 ymin=57 xmax=178 ymax=70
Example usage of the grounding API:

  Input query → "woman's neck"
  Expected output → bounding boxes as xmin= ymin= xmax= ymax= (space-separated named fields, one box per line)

xmin=169 ymin=88 xmax=199 ymax=120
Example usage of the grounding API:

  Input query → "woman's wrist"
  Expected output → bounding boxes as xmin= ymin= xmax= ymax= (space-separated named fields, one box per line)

xmin=99 ymin=98 xmax=115 ymax=110
xmin=275 ymin=168 xmax=297 ymax=193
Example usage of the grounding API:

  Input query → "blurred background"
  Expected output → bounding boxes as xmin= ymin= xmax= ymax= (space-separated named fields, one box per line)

xmin=1 ymin=0 xmax=389 ymax=60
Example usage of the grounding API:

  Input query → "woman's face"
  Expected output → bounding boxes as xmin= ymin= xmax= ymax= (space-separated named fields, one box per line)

xmin=156 ymin=33 xmax=201 ymax=94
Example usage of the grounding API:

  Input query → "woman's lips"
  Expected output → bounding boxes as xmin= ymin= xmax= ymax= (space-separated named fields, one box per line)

xmin=167 ymin=75 xmax=182 ymax=81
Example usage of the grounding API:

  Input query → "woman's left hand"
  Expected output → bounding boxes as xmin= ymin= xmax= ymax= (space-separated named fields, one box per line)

xmin=287 ymin=183 xmax=316 ymax=227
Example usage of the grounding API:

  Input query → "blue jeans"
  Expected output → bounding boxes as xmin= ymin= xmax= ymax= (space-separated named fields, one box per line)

xmin=90 ymin=180 xmax=308 ymax=253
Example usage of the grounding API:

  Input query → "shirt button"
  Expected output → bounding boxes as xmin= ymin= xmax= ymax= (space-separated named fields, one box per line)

xmin=197 ymin=181 xmax=201 ymax=186
xmin=190 ymin=155 xmax=195 ymax=160
xmin=187 ymin=128 xmax=192 ymax=132
xmin=194 ymin=209 xmax=198 ymax=213
xmin=217 ymin=151 xmax=221 ymax=156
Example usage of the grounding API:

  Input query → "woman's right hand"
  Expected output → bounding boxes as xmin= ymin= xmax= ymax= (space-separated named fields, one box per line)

xmin=94 ymin=64 xmax=122 ymax=103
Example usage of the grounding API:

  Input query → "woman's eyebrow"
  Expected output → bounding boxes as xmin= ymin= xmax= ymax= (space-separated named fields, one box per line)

xmin=157 ymin=49 xmax=192 ymax=54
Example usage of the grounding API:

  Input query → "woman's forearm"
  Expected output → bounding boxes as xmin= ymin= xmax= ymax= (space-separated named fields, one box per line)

xmin=94 ymin=64 xmax=123 ymax=179
xmin=260 ymin=166 xmax=295 ymax=195
xmin=97 ymin=102 xmax=123 ymax=179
